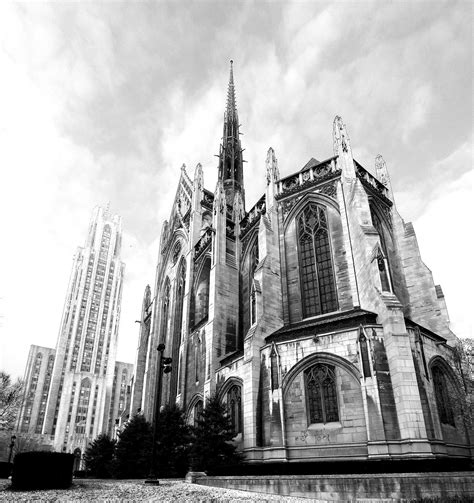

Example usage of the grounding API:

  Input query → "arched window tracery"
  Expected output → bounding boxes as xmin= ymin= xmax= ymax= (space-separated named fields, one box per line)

xmin=191 ymin=257 xmax=210 ymax=328
xmin=227 ymin=385 xmax=242 ymax=436
xmin=370 ymin=206 xmax=393 ymax=292
xmin=432 ymin=366 xmax=455 ymax=426
xmin=297 ymin=204 xmax=338 ymax=317
xmin=193 ymin=400 xmax=203 ymax=427
xmin=171 ymin=259 xmax=186 ymax=401
xmin=304 ymin=364 xmax=339 ymax=424
xmin=160 ymin=278 xmax=171 ymax=344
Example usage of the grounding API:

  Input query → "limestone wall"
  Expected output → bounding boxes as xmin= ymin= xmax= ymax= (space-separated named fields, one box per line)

xmin=195 ymin=472 xmax=474 ymax=501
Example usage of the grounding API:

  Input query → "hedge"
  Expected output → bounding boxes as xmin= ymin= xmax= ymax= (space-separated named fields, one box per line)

xmin=11 ymin=451 xmax=74 ymax=490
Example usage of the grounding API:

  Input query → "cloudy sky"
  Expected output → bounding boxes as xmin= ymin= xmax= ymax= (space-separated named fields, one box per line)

xmin=0 ymin=1 xmax=472 ymax=380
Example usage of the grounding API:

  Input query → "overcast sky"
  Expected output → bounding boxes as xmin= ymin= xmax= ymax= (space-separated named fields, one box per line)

xmin=0 ymin=1 xmax=472 ymax=380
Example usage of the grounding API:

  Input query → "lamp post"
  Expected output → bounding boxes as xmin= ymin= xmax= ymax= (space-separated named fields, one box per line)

xmin=8 ymin=435 xmax=16 ymax=464
xmin=145 ymin=343 xmax=172 ymax=485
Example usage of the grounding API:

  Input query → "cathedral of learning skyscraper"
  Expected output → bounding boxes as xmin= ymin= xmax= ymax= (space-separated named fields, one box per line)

xmin=17 ymin=206 xmax=132 ymax=460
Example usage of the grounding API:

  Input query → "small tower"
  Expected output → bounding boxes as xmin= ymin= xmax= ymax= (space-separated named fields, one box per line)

xmin=218 ymin=60 xmax=245 ymax=209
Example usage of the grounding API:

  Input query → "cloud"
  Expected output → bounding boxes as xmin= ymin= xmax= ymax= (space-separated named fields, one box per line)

xmin=0 ymin=1 xmax=471 ymax=380
xmin=414 ymin=168 xmax=473 ymax=338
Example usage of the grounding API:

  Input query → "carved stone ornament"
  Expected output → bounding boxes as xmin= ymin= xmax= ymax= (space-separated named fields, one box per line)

xmin=333 ymin=115 xmax=349 ymax=155
xmin=265 ymin=148 xmax=280 ymax=185
xmin=375 ymin=154 xmax=388 ymax=186
xmin=280 ymin=181 xmax=338 ymax=220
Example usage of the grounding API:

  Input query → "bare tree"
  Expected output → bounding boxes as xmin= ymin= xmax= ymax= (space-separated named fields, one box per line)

xmin=0 ymin=371 xmax=24 ymax=432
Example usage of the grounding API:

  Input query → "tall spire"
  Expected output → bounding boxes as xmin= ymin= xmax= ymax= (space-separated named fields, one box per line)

xmin=218 ymin=60 xmax=245 ymax=209
xmin=226 ymin=59 xmax=237 ymax=121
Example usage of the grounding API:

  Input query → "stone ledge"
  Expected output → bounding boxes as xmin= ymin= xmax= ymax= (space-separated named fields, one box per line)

xmin=193 ymin=472 xmax=474 ymax=501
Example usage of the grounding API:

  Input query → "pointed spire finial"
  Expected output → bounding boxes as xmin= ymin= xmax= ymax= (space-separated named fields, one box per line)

xmin=226 ymin=59 xmax=236 ymax=117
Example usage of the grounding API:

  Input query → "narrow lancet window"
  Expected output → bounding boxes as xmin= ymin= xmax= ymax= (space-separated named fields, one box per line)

xmin=227 ymin=385 xmax=242 ymax=435
xmin=270 ymin=347 xmax=279 ymax=390
xmin=359 ymin=330 xmax=372 ymax=378
xmin=297 ymin=204 xmax=338 ymax=317
xmin=432 ymin=366 xmax=455 ymax=426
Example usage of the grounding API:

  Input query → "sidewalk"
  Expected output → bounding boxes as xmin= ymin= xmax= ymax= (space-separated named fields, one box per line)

xmin=0 ymin=478 xmax=311 ymax=502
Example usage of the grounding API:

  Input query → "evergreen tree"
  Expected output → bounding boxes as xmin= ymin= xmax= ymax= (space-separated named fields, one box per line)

xmin=84 ymin=434 xmax=116 ymax=478
xmin=113 ymin=414 xmax=152 ymax=478
xmin=190 ymin=394 xmax=243 ymax=474
xmin=155 ymin=403 xmax=192 ymax=477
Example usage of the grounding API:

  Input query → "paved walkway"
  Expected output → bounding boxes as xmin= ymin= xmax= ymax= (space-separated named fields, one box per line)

xmin=0 ymin=478 xmax=311 ymax=502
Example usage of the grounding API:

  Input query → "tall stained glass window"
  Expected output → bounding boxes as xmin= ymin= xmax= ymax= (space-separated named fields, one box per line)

xmin=227 ymin=385 xmax=242 ymax=435
xmin=432 ymin=366 xmax=455 ymax=426
xmin=305 ymin=364 xmax=339 ymax=424
xmin=297 ymin=204 xmax=337 ymax=317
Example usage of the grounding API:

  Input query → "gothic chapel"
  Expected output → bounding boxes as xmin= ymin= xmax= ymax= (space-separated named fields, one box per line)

xmin=133 ymin=62 xmax=472 ymax=467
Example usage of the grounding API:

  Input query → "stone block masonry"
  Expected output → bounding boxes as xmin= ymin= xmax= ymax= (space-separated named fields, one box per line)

xmin=195 ymin=472 xmax=474 ymax=501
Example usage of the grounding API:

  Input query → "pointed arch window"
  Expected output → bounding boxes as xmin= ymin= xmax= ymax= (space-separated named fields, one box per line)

xmin=171 ymin=259 xmax=186 ymax=401
xmin=191 ymin=257 xmax=211 ymax=328
xmin=432 ymin=366 xmax=455 ymax=426
xmin=305 ymin=364 xmax=339 ymax=424
xmin=270 ymin=347 xmax=279 ymax=390
xmin=377 ymin=250 xmax=392 ymax=292
xmin=370 ymin=206 xmax=393 ymax=292
xmin=358 ymin=329 xmax=372 ymax=378
xmin=297 ymin=204 xmax=338 ymax=317
xmin=193 ymin=400 xmax=203 ymax=427
xmin=250 ymin=284 xmax=257 ymax=326
xmin=160 ymin=278 xmax=171 ymax=343
xmin=227 ymin=385 xmax=242 ymax=435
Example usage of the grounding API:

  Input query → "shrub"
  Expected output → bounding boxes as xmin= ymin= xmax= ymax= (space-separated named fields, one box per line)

xmin=113 ymin=414 xmax=152 ymax=478
xmin=155 ymin=404 xmax=192 ymax=477
xmin=0 ymin=461 xmax=12 ymax=479
xmin=190 ymin=393 xmax=243 ymax=474
xmin=84 ymin=434 xmax=115 ymax=478
xmin=11 ymin=451 xmax=74 ymax=489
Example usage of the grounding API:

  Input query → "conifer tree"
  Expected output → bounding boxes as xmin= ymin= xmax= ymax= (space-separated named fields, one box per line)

xmin=155 ymin=403 xmax=192 ymax=477
xmin=190 ymin=393 xmax=243 ymax=474
xmin=84 ymin=434 xmax=116 ymax=478
xmin=113 ymin=414 xmax=152 ymax=478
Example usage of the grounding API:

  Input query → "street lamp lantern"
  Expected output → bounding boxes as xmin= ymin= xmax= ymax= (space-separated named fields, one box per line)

xmin=162 ymin=357 xmax=173 ymax=374
xmin=145 ymin=344 xmax=172 ymax=485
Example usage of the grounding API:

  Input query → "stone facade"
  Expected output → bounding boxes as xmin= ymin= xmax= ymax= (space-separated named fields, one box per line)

xmin=136 ymin=64 xmax=472 ymax=467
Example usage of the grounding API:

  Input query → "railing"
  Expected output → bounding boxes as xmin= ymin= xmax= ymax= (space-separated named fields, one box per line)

xmin=201 ymin=189 xmax=214 ymax=209
xmin=239 ymin=195 xmax=266 ymax=238
xmin=194 ymin=227 xmax=213 ymax=259
xmin=276 ymin=156 xmax=339 ymax=199
xmin=354 ymin=160 xmax=390 ymax=200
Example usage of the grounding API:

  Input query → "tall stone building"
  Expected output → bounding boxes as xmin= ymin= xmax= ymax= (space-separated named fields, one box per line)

xmin=17 ymin=345 xmax=56 ymax=438
xmin=17 ymin=206 xmax=131 ymax=457
xmin=134 ymin=63 xmax=472 ymax=467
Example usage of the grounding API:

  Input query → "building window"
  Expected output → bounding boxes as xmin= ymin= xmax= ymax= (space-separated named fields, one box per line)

xmin=358 ymin=330 xmax=371 ymax=378
xmin=171 ymin=259 xmax=186 ymax=401
xmin=249 ymin=240 xmax=259 ymax=326
xmin=227 ymin=385 xmax=242 ymax=436
xmin=377 ymin=251 xmax=392 ymax=292
xmin=297 ymin=204 xmax=338 ymax=318
xmin=160 ymin=278 xmax=171 ymax=343
xmin=194 ymin=400 xmax=203 ymax=427
xmin=191 ymin=258 xmax=210 ymax=327
xmin=305 ymin=364 xmax=339 ymax=424
xmin=270 ymin=347 xmax=279 ymax=390
xmin=432 ymin=366 xmax=455 ymax=426
xmin=250 ymin=284 xmax=257 ymax=326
